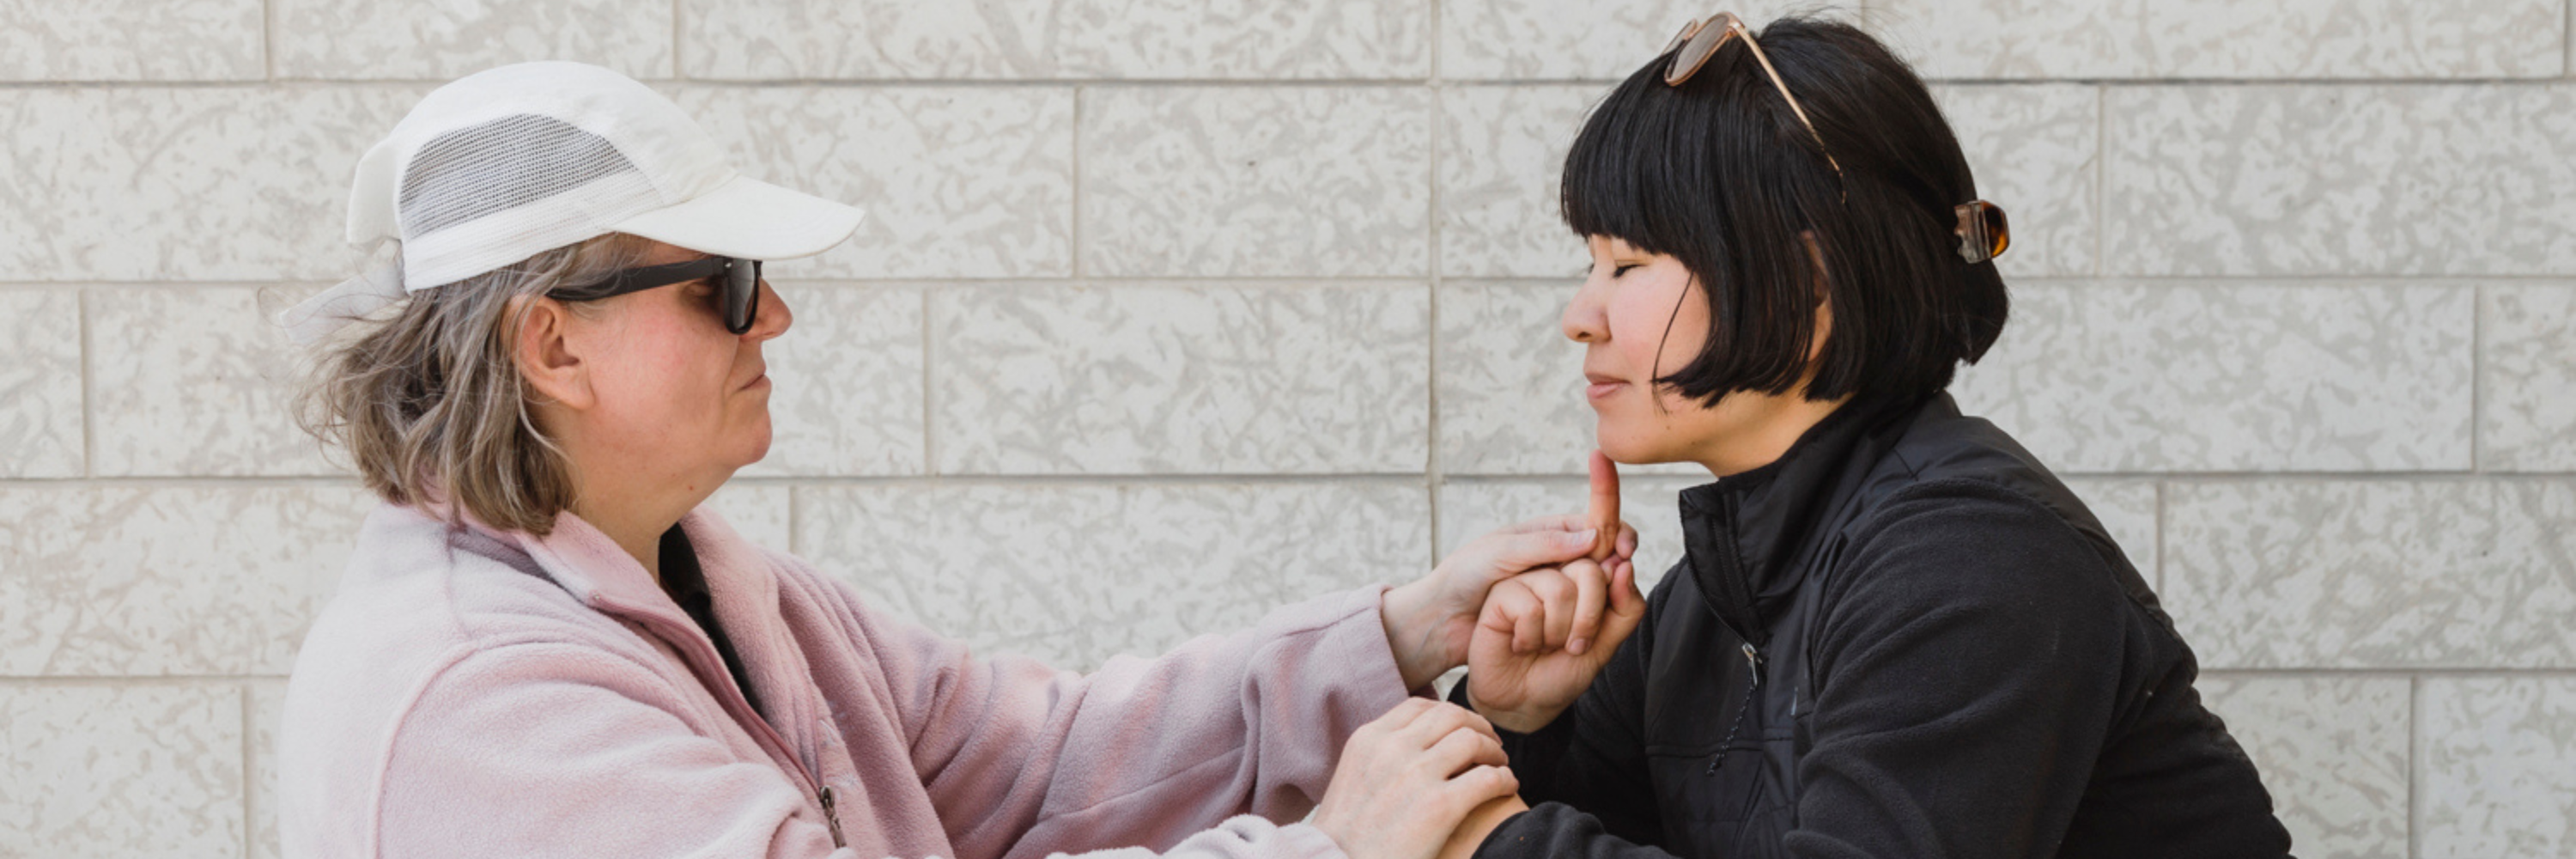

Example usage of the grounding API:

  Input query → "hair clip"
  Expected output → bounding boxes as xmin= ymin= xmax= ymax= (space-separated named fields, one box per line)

xmin=1954 ymin=200 xmax=2008 ymax=264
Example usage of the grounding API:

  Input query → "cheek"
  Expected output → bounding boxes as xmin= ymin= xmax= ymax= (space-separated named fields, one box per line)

xmin=592 ymin=320 xmax=729 ymax=425
xmin=1605 ymin=277 xmax=1705 ymax=375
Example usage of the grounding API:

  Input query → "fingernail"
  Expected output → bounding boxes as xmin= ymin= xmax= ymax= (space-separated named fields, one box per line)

xmin=1569 ymin=637 xmax=1589 ymax=655
xmin=1566 ymin=528 xmax=1596 ymax=546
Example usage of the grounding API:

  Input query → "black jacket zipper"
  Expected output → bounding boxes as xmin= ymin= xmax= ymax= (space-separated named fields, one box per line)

xmin=1707 ymin=642 xmax=1763 ymax=775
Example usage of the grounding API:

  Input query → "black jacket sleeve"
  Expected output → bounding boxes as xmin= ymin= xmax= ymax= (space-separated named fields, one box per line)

xmin=1789 ymin=481 xmax=2130 ymax=857
xmin=1469 ymin=481 xmax=2137 ymax=859
xmin=1455 ymin=574 xmax=1677 ymax=859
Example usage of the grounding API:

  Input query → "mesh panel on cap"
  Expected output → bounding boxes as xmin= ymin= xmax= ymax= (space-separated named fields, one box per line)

xmin=397 ymin=113 xmax=648 ymax=239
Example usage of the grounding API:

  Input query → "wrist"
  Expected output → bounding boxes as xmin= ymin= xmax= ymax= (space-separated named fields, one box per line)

xmin=1464 ymin=687 xmax=1563 ymax=735
xmin=1436 ymin=795 xmax=1526 ymax=859
xmin=1379 ymin=582 xmax=1454 ymax=691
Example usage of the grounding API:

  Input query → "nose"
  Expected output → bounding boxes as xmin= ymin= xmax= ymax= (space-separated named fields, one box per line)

xmin=1563 ymin=268 xmax=1612 ymax=344
xmin=744 ymin=278 xmax=792 ymax=341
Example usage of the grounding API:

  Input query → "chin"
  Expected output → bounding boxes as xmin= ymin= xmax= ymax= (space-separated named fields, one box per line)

xmin=725 ymin=424 xmax=774 ymax=470
xmin=1594 ymin=419 xmax=1669 ymax=466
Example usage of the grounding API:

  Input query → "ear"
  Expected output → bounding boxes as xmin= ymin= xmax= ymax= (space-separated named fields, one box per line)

xmin=1801 ymin=231 xmax=1834 ymax=363
xmin=1807 ymin=292 xmax=1835 ymax=363
xmin=513 ymin=295 xmax=595 ymax=411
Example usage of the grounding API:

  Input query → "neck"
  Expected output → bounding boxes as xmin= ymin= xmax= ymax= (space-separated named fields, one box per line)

xmin=565 ymin=464 xmax=724 ymax=586
xmin=533 ymin=404 xmax=732 ymax=584
xmin=1689 ymin=394 xmax=1849 ymax=478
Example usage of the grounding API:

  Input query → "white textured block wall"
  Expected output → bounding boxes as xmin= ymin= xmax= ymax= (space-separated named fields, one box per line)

xmin=2 ymin=2 xmax=2571 ymax=856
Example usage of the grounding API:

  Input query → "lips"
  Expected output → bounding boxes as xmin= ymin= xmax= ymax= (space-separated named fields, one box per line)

xmin=1584 ymin=372 xmax=1627 ymax=401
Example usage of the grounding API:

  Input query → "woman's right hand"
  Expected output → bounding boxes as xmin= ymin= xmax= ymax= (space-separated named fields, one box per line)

xmin=1309 ymin=699 xmax=1521 ymax=859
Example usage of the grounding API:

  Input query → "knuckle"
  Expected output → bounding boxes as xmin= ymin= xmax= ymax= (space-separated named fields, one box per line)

xmin=1419 ymin=704 xmax=1459 ymax=729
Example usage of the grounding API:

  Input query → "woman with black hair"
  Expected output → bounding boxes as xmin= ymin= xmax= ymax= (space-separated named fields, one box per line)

xmin=1442 ymin=14 xmax=2294 ymax=858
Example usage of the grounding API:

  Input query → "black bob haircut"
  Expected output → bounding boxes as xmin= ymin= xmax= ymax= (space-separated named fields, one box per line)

xmin=1562 ymin=15 xmax=2008 ymax=407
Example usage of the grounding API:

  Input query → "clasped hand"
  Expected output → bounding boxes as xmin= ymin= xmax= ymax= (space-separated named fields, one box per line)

xmin=1319 ymin=454 xmax=1648 ymax=859
xmin=1463 ymin=450 xmax=1649 ymax=734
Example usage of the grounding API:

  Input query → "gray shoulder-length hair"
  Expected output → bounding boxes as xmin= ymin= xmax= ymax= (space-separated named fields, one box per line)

xmin=298 ymin=233 xmax=650 ymax=536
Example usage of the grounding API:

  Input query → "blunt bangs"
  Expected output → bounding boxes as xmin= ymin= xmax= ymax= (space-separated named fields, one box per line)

xmin=1559 ymin=65 xmax=1679 ymax=259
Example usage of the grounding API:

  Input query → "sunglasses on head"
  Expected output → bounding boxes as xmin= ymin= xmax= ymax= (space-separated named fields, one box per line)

xmin=1663 ymin=12 xmax=1843 ymax=183
xmin=1656 ymin=12 xmax=2010 ymax=265
xmin=557 ymin=255 xmax=764 ymax=334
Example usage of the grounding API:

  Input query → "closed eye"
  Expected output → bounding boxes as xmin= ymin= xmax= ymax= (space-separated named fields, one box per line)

xmin=1612 ymin=264 xmax=1642 ymax=277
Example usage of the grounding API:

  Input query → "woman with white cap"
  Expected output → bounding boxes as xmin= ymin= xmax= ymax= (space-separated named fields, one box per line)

xmin=273 ymin=62 xmax=1640 ymax=859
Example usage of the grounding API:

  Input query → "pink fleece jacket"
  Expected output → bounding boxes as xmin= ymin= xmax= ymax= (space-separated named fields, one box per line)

xmin=276 ymin=503 xmax=1413 ymax=858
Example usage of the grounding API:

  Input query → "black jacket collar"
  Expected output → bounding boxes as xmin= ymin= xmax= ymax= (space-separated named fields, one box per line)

xmin=1674 ymin=393 xmax=1932 ymax=647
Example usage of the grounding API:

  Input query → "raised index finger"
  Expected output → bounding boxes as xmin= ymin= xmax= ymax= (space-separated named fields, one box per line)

xmin=1586 ymin=449 xmax=1620 ymax=561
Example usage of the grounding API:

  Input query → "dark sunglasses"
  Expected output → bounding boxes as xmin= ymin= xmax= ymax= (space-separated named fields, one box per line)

xmin=556 ymin=255 xmax=763 ymax=334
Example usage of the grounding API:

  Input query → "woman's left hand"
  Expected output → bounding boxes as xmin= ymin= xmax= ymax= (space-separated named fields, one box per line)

xmin=1463 ymin=557 xmax=1646 ymax=734
xmin=1382 ymin=513 xmax=1637 ymax=691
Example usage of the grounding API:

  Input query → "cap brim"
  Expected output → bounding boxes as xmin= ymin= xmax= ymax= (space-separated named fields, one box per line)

xmin=609 ymin=175 xmax=866 ymax=261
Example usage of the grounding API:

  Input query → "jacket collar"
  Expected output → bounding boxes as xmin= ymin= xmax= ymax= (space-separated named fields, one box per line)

xmin=453 ymin=506 xmax=779 ymax=631
xmin=442 ymin=507 xmax=796 ymax=702
xmin=1674 ymin=393 xmax=1936 ymax=647
xmin=437 ymin=503 xmax=830 ymax=800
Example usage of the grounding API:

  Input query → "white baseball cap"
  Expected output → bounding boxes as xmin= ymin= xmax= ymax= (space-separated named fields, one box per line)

xmin=282 ymin=61 xmax=866 ymax=344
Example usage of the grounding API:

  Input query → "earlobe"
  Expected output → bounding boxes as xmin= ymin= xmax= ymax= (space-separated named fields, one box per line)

xmin=1793 ymin=229 xmax=1834 ymax=363
xmin=1808 ymin=299 xmax=1834 ymax=363
xmin=1801 ymin=230 xmax=1832 ymax=304
xmin=1801 ymin=230 xmax=1834 ymax=362
xmin=512 ymin=295 xmax=594 ymax=410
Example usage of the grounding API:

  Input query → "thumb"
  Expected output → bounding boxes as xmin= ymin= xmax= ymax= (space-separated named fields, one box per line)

xmin=1609 ymin=558 xmax=1645 ymax=614
xmin=1586 ymin=450 xmax=1621 ymax=561
xmin=1589 ymin=560 xmax=1649 ymax=657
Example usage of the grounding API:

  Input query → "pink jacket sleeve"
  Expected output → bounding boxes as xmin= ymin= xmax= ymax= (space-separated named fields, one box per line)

xmin=835 ymin=578 xmax=1416 ymax=859
xmin=376 ymin=641 xmax=860 ymax=859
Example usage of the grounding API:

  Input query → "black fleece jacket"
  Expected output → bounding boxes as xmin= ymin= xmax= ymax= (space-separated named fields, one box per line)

xmin=1460 ymin=394 xmax=2292 ymax=859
